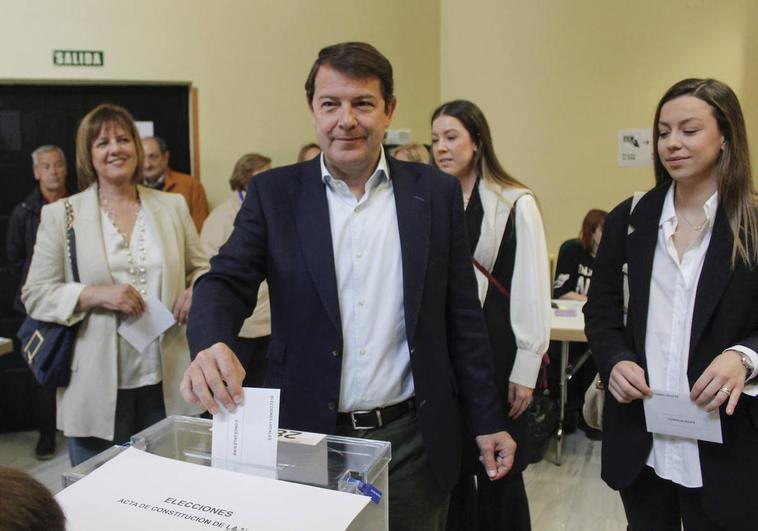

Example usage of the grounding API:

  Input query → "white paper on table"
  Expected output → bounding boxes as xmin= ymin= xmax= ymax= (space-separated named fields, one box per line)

xmin=117 ymin=295 xmax=176 ymax=353
xmin=56 ymin=447 xmax=369 ymax=531
xmin=643 ymin=390 xmax=723 ymax=443
xmin=212 ymin=387 xmax=280 ymax=479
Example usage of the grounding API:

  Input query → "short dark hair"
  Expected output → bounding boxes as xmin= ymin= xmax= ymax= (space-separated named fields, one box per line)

xmin=144 ymin=136 xmax=169 ymax=154
xmin=0 ymin=466 xmax=66 ymax=531
xmin=305 ymin=42 xmax=394 ymax=109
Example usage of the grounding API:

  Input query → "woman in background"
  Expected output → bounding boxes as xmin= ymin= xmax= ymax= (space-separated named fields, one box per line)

xmin=201 ymin=152 xmax=272 ymax=387
xmin=553 ymin=209 xmax=607 ymax=301
xmin=432 ymin=99 xmax=551 ymax=531
xmin=391 ymin=142 xmax=431 ymax=164
xmin=585 ymin=78 xmax=758 ymax=530
xmin=297 ymin=142 xmax=320 ymax=163
xmin=549 ymin=208 xmax=607 ymax=438
xmin=22 ymin=104 xmax=208 ymax=466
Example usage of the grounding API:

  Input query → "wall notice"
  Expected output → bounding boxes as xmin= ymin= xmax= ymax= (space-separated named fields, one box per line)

xmin=618 ymin=128 xmax=653 ymax=167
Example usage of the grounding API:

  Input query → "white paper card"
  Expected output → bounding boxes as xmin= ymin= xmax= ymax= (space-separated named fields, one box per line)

xmin=117 ymin=295 xmax=175 ymax=352
xmin=643 ymin=390 xmax=723 ymax=443
xmin=56 ymin=447 xmax=369 ymax=531
xmin=212 ymin=387 xmax=280 ymax=479
xmin=135 ymin=121 xmax=154 ymax=138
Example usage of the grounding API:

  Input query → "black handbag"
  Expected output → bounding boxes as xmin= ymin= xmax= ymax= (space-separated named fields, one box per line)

xmin=18 ymin=199 xmax=81 ymax=387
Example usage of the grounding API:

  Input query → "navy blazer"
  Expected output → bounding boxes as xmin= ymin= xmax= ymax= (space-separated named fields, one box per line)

xmin=584 ymin=183 xmax=758 ymax=528
xmin=187 ymin=156 xmax=506 ymax=490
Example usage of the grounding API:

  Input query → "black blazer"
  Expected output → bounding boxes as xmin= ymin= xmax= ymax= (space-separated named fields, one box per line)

xmin=584 ymin=183 xmax=758 ymax=528
xmin=187 ymin=156 xmax=507 ymax=490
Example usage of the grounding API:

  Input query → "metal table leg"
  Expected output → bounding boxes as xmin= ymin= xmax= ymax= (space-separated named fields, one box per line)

xmin=556 ymin=341 xmax=569 ymax=465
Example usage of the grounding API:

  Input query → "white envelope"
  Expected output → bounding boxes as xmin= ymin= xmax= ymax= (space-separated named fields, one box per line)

xmin=117 ymin=295 xmax=176 ymax=352
xmin=643 ymin=390 xmax=723 ymax=444
xmin=212 ymin=387 xmax=281 ymax=479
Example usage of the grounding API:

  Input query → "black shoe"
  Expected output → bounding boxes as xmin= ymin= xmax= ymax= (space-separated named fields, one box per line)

xmin=582 ymin=427 xmax=603 ymax=441
xmin=35 ymin=434 xmax=56 ymax=460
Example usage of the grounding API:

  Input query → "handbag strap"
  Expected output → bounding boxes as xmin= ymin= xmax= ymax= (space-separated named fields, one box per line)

xmin=471 ymin=191 xmax=530 ymax=300
xmin=64 ymin=200 xmax=80 ymax=283
xmin=472 ymin=258 xmax=510 ymax=299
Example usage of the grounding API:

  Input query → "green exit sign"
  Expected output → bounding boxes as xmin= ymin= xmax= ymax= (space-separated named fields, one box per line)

xmin=53 ymin=50 xmax=104 ymax=67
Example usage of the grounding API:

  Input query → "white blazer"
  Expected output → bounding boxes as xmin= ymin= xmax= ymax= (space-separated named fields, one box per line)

xmin=22 ymin=185 xmax=209 ymax=440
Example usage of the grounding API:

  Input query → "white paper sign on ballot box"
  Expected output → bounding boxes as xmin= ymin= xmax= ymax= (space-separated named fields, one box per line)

xmin=55 ymin=447 xmax=370 ymax=531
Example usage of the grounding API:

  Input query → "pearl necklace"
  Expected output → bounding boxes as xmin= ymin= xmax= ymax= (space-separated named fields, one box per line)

xmin=99 ymin=188 xmax=148 ymax=296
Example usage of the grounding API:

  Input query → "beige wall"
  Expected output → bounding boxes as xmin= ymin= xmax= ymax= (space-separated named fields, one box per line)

xmin=3 ymin=0 xmax=756 ymax=243
xmin=0 ymin=0 xmax=440 ymax=206
xmin=441 ymin=0 xmax=756 ymax=252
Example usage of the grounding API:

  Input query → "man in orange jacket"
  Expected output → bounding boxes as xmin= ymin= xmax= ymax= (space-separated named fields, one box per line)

xmin=142 ymin=136 xmax=209 ymax=232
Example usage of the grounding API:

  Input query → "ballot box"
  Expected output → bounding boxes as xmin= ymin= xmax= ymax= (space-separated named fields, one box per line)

xmin=62 ymin=415 xmax=390 ymax=531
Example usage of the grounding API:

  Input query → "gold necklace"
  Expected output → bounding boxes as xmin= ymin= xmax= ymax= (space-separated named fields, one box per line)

xmin=678 ymin=209 xmax=706 ymax=231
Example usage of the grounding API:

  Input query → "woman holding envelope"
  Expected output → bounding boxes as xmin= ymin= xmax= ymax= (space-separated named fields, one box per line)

xmin=22 ymin=104 xmax=208 ymax=466
xmin=585 ymin=78 xmax=758 ymax=530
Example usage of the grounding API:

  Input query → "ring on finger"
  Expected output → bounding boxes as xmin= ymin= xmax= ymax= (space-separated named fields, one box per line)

xmin=717 ymin=386 xmax=731 ymax=397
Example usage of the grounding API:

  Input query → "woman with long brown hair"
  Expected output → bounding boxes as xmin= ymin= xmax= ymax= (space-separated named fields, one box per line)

xmin=432 ymin=99 xmax=551 ymax=531
xmin=585 ymin=78 xmax=758 ymax=530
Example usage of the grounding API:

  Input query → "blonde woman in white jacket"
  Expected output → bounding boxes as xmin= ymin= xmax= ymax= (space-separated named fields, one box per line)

xmin=22 ymin=104 xmax=208 ymax=465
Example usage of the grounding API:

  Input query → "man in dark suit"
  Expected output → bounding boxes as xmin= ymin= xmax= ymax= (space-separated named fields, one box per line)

xmin=182 ymin=42 xmax=515 ymax=530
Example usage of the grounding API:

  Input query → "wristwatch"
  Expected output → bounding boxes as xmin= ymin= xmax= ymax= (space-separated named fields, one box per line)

xmin=738 ymin=352 xmax=755 ymax=381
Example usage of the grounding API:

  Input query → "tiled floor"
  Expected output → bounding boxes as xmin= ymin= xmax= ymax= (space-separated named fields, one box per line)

xmin=524 ymin=433 xmax=627 ymax=531
xmin=0 ymin=430 xmax=69 ymax=494
xmin=1 ymin=427 xmax=626 ymax=530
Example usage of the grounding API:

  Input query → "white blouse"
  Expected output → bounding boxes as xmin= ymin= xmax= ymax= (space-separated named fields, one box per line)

xmin=473 ymin=182 xmax=552 ymax=388
xmin=644 ymin=186 xmax=758 ymax=487
xmin=101 ymin=208 xmax=164 ymax=389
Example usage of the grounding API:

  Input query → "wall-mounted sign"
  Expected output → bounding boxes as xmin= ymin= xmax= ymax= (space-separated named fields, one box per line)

xmin=618 ymin=128 xmax=653 ymax=167
xmin=53 ymin=50 xmax=104 ymax=67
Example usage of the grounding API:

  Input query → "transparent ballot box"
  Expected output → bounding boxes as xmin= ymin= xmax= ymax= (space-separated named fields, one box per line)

xmin=62 ymin=415 xmax=390 ymax=531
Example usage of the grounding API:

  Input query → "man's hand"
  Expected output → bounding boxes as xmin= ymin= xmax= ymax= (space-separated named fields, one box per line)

xmin=690 ymin=350 xmax=747 ymax=415
xmin=180 ymin=342 xmax=246 ymax=415
xmin=608 ymin=360 xmax=652 ymax=403
xmin=475 ymin=431 xmax=516 ymax=481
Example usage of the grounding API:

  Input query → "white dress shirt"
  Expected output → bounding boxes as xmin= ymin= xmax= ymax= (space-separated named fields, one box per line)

xmin=644 ymin=185 xmax=758 ymax=487
xmin=321 ymin=149 xmax=414 ymax=413
xmin=101 ymin=208 xmax=164 ymax=389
